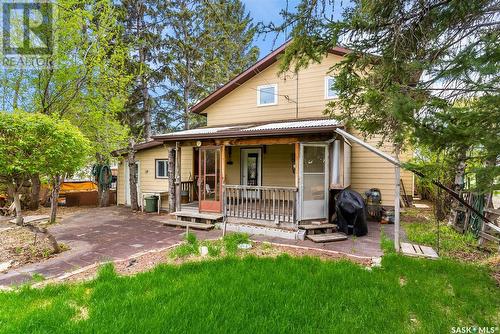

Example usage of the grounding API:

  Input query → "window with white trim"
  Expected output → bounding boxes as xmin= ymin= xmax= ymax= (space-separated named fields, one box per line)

xmin=257 ymin=84 xmax=278 ymax=106
xmin=155 ymin=159 xmax=168 ymax=178
xmin=325 ymin=76 xmax=337 ymax=99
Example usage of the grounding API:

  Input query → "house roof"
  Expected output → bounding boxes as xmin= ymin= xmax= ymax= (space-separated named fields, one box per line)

xmin=152 ymin=118 xmax=341 ymax=141
xmin=112 ymin=118 xmax=342 ymax=156
xmin=111 ymin=140 xmax=163 ymax=157
xmin=190 ymin=40 xmax=351 ymax=115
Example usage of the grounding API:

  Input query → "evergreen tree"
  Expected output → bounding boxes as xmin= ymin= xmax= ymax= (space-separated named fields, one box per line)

xmin=118 ymin=0 xmax=163 ymax=140
xmin=269 ymin=0 xmax=499 ymax=197
xmin=155 ymin=0 xmax=258 ymax=130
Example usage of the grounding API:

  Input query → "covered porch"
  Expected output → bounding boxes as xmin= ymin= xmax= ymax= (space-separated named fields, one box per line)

xmin=153 ymin=119 xmax=351 ymax=236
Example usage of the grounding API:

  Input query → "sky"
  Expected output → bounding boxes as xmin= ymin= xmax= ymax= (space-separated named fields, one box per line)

xmin=242 ymin=0 xmax=348 ymax=58
xmin=241 ymin=0 xmax=297 ymax=56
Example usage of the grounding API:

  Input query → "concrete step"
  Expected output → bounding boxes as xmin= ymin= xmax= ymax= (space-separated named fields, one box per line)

xmin=163 ymin=220 xmax=214 ymax=230
xmin=306 ymin=232 xmax=347 ymax=243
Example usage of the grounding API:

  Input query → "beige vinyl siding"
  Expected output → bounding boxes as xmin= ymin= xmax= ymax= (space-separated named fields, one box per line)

xmin=225 ymin=145 xmax=295 ymax=187
xmin=204 ymin=54 xmax=343 ymax=126
xmin=349 ymin=132 xmax=414 ymax=206
xmin=117 ymin=161 xmax=125 ymax=205
xmin=116 ymin=145 xmax=194 ymax=209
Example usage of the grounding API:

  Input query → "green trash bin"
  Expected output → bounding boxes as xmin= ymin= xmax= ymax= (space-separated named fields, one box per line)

xmin=144 ymin=195 xmax=159 ymax=213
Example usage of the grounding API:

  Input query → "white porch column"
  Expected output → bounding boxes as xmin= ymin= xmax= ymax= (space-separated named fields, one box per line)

xmin=394 ymin=165 xmax=401 ymax=252
xmin=175 ymin=142 xmax=181 ymax=212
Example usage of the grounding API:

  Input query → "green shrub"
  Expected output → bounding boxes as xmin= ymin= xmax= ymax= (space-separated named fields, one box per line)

xmin=169 ymin=244 xmax=198 ymax=259
xmin=169 ymin=232 xmax=200 ymax=259
xmin=185 ymin=232 xmax=198 ymax=246
xmin=207 ymin=243 xmax=222 ymax=257
xmin=96 ymin=263 xmax=118 ymax=281
xmin=223 ymin=232 xmax=250 ymax=255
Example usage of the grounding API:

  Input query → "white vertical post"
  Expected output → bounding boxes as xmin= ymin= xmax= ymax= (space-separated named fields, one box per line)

xmin=394 ymin=165 xmax=401 ymax=252
xmin=175 ymin=142 xmax=181 ymax=213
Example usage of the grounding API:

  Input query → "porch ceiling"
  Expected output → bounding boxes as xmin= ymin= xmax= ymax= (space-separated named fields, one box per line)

xmin=151 ymin=118 xmax=342 ymax=142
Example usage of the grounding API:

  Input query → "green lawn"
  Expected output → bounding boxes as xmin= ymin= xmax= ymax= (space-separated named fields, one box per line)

xmin=0 ymin=254 xmax=498 ymax=334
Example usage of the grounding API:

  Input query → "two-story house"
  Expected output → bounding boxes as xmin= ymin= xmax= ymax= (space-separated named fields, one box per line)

xmin=115 ymin=42 xmax=413 ymax=239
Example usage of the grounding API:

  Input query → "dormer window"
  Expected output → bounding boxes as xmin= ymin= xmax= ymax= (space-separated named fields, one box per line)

xmin=257 ymin=84 xmax=278 ymax=106
xmin=325 ymin=76 xmax=337 ymax=99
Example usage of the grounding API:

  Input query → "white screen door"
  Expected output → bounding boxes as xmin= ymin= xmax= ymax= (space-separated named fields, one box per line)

xmin=300 ymin=144 xmax=328 ymax=220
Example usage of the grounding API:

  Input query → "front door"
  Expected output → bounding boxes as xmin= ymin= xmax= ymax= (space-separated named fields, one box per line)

xmin=300 ymin=144 xmax=328 ymax=220
xmin=241 ymin=148 xmax=262 ymax=187
xmin=199 ymin=147 xmax=222 ymax=212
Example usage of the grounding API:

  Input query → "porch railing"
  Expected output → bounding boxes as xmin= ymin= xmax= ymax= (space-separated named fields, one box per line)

xmin=181 ymin=181 xmax=195 ymax=202
xmin=223 ymin=185 xmax=297 ymax=224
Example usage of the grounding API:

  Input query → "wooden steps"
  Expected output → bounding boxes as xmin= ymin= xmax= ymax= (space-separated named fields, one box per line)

xmin=163 ymin=220 xmax=214 ymax=230
xmin=299 ymin=223 xmax=337 ymax=230
xmin=400 ymin=242 xmax=438 ymax=259
xmin=172 ymin=211 xmax=223 ymax=221
xmin=306 ymin=232 xmax=348 ymax=243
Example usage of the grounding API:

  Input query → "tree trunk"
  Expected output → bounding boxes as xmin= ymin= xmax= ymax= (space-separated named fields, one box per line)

xmin=22 ymin=223 xmax=61 ymax=253
xmin=128 ymin=139 xmax=139 ymax=211
xmin=453 ymin=148 xmax=467 ymax=192
xmin=8 ymin=180 xmax=60 ymax=253
xmin=95 ymin=155 xmax=111 ymax=207
xmin=50 ymin=175 xmax=62 ymax=224
xmin=168 ymin=147 xmax=176 ymax=212
xmin=8 ymin=183 xmax=23 ymax=225
xmin=99 ymin=184 xmax=110 ymax=207
xmin=29 ymin=174 xmax=41 ymax=210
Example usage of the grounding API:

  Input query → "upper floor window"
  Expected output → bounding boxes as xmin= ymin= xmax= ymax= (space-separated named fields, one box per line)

xmin=257 ymin=84 xmax=278 ymax=106
xmin=325 ymin=76 xmax=337 ymax=99
xmin=155 ymin=159 xmax=168 ymax=178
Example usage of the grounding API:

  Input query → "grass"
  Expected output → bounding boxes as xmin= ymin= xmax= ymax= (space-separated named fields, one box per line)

xmin=404 ymin=222 xmax=479 ymax=255
xmin=381 ymin=229 xmax=395 ymax=254
xmin=0 ymin=254 xmax=498 ymax=333
xmin=401 ymin=207 xmax=490 ymax=260
xmin=169 ymin=232 xmax=250 ymax=259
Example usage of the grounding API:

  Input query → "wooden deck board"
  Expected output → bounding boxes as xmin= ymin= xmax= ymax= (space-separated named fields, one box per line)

xmin=163 ymin=220 xmax=214 ymax=230
xmin=298 ymin=224 xmax=337 ymax=230
xmin=401 ymin=242 xmax=438 ymax=259
xmin=172 ymin=211 xmax=223 ymax=220
xmin=306 ymin=233 xmax=347 ymax=243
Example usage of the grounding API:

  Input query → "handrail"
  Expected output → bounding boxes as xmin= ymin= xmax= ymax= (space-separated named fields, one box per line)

xmin=223 ymin=185 xmax=297 ymax=224
xmin=224 ymin=184 xmax=298 ymax=191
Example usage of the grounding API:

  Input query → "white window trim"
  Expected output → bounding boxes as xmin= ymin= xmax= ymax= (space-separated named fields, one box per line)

xmin=325 ymin=76 xmax=337 ymax=100
xmin=257 ymin=83 xmax=278 ymax=106
xmin=155 ymin=159 xmax=169 ymax=179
